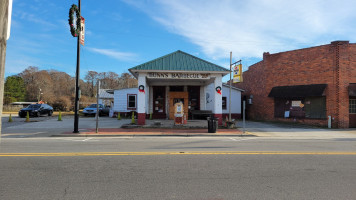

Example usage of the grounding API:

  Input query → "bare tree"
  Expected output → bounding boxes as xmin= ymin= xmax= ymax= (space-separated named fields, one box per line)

xmin=84 ymin=71 xmax=98 ymax=97
xmin=119 ymin=73 xmax=137 ymax=89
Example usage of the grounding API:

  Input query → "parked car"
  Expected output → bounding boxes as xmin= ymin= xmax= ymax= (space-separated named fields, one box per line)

xmin=82 ymin=104 xmax=109 ymax=116
xmin=18 ymin=104 xmax=53 ymax=118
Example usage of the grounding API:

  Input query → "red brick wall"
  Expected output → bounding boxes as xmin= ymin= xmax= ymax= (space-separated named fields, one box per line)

xmin=234 ymin=41 xmax=356 ymax=128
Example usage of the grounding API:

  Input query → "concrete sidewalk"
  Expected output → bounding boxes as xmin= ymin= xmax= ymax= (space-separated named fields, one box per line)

xmin=3 ymin=115 xmax=356 ymax=139
xmin=55 ymin=118 xmax=250 ymax=137
xmin=58 ymin=128 xmax=248 ymax=137
xmin=244 ymin=121 xmax=356 ymax=139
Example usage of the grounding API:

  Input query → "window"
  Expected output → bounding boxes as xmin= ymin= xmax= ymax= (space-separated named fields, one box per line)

xmin=127 ymin=94 xmax=136 ymax=110
xmin=274 ymin=97 xmax=326 ymax=119
xmin=304 ymin=97 xmax=326 ymax=119
xmin=222 ymin=97 xmax=227 ymax=110
xmin=350 ymin=99 xmax=356 ymax=114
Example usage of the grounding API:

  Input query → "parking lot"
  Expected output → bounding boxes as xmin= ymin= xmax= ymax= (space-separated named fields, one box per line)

xmin=1 ymin=113 xmax=129 ymax=138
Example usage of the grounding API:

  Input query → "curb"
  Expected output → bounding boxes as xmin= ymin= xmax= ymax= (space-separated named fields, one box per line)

xmin=51 ymin=134 xmax=257 ymax=137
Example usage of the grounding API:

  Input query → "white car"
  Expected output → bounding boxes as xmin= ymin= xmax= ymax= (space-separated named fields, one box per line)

xmin=82 ymin=104 xmax=105 ymax=116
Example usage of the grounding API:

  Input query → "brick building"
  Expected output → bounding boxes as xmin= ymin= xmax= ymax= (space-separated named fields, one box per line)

xmin=234 ymin=41 xmax=356 ymax=128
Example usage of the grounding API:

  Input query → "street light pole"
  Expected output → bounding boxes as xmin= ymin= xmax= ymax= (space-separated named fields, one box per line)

xmin=73 ymin=0 xmax=81 ymax=133
xmin=229 ymin=52 xmax=241 ymax=123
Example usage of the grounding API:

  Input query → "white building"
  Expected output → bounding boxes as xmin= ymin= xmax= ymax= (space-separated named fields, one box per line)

xmin=111 ymin=50 xmax=243 ymax=125
xmin=112 ymin=88 xmax=138 ymax=115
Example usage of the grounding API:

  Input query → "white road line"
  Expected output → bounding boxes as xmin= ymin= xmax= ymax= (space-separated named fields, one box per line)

xmin=56 ymin=138 xmax=99 ymax=142
xmin=228 ymin=137 xmax=256 ymax=142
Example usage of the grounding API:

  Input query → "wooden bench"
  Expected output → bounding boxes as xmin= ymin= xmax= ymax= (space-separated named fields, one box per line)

xmin=191 ymin=110 xmax=213 ymax=120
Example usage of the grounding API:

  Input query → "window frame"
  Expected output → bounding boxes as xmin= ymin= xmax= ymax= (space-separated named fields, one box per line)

xmin=349 ymin=99 xmax=356 ymax=114
xmin=127 ymin=94 xmax=137 ymax=110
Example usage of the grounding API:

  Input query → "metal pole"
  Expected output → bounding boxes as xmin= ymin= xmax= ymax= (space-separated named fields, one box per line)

xmin=229 ymin=52 xmax=232 ymax=122
xmin=73 ymin=0 xmax=81 ymax=133
xmin=243 ymin=100 xmax=246 ymax=134
xmin=0 ymin=0 xmax=10 ymax=138
xmin=96 ymin=81 xmax=100 ymax=133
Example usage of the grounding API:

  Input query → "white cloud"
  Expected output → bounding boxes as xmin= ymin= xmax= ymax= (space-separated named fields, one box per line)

xmin=124 ymin=0 xmax=356 ymax=59
xmin=87 ymin=47 xmax=138 ymax=61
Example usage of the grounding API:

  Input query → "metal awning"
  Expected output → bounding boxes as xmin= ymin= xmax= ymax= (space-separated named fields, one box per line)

xmin=268 ymin=84 xmax=327 ymax=98
xmin=348 ymin=83 xmax=356 ymax=96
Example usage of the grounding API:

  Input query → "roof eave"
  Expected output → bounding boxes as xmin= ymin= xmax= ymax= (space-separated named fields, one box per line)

xmin=129 ymin=69 xmax=229 ymax=75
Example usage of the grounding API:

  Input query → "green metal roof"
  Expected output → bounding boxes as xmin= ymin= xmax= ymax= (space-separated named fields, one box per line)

xmin=129 ymin=50 xmax=229 ymax=72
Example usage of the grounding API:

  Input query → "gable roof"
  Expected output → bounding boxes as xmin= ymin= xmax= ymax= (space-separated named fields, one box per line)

xmin=129 ymin=50 xmax=229 ymax=75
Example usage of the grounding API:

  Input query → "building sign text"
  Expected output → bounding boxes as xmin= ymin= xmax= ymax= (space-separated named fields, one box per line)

xmin=148 ymin=72 xmax=210 ymax=79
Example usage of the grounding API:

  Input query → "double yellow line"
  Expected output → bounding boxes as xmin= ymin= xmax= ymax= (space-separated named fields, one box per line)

xmin=0 ymin=151 xmax=356 ymax=157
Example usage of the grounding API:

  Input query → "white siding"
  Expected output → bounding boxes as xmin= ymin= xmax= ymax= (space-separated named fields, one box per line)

xmin=206 ymin=83 xmax=214 ymax=111
xmin=200 ymin=86 xmax=206 ymax=110
xmin=222 ymin=85 xmax=241 ymax=114
xmin=113 ymin=88 xmax=138 ymax=112
xmin=205 ymin=83 xmax=242 ymax=114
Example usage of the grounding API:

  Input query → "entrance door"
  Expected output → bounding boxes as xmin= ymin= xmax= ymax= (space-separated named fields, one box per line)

xmin=188 ymin=86 xmax=200 ymax=119
xmin=152 ymin=86 xmax=166 ymax=119
xmin=169 ymin=92 xmax=188 ymax=119
xmin=349 ymin=98 xmax=356 ymax=127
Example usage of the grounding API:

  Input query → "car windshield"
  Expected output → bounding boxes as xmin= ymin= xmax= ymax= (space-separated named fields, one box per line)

xmin=88 ymin=104 xmax=97 ymax=108
xmin=27 ymin=105 xmax=41 ymax=109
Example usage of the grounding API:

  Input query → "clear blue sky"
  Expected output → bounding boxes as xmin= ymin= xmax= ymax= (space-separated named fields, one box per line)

xmin=5 ymin=0 xmax=356 ymax=82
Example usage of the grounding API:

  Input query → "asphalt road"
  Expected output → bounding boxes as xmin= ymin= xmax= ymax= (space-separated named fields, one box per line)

xmin=0 ymin=137 xmax=356 ymax=200
xmin=1 ymin=116 xmax=356 ymax=199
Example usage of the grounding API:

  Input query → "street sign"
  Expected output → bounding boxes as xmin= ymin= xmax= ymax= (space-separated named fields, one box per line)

xmin=6 ymin=0 xmax=13 ymax=40
xmin=80 ymin=17 xmax=85 ymax=45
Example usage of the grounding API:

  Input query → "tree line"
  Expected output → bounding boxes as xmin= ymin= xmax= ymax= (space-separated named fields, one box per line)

xmin=4 ymin=66 xmax=138 ymax=111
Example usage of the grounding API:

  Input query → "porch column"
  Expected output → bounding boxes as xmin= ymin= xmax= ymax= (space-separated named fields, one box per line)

xmin=213 ymin=75 xmax=223 ymax=125
xmin=137 ymin=73 xmax=147 ymax=125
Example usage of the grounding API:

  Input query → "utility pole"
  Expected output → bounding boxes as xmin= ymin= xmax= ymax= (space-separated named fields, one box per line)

xmin=0 ymin=0 xmax=12 ymax=137
xmin=229 ymin=52 xmax=241 ymax=122
xmin=95 ymin=80 xmax=100 ymax=133
xmin=73 ymin=0 xmax=81 ymax=133
xmin=229 ymin=52 xmax=232 ymax=122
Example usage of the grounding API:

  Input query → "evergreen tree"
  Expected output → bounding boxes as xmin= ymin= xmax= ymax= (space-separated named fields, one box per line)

xmin=4 ymin=76 xmax=26 ymax=104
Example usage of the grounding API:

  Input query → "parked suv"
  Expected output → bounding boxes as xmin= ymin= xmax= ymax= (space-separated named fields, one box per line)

xmin=82 ymin=104 xmax=109 ymax=116
xmin=18 ymin=104 xmax=53 ymax=118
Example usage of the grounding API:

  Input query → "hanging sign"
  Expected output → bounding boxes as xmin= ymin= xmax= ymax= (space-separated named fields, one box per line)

xmin=233 ymin=75 xmax=242 ymax=83
xmin=80 ymin=17 xmax=85 ymax=45
xmin=233 ymin=64 xmax=242 ymax=83
xmin=6 ymin=0 xmax=13 ymax=40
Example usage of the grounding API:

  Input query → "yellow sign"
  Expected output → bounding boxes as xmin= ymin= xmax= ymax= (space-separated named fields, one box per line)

xmin=233 ymin=75 xmax=242 ymax=83
xmin=233 ymin=64 xmax=242 ymax=76
xmin=233 ymin=64 xmax=242 ymax=83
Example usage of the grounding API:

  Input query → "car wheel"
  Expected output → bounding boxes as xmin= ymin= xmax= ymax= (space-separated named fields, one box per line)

xmin=36 ymin=112 xmax=40 ymax=117
xmin=48 ymin=111 xmax=53 ymax=116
